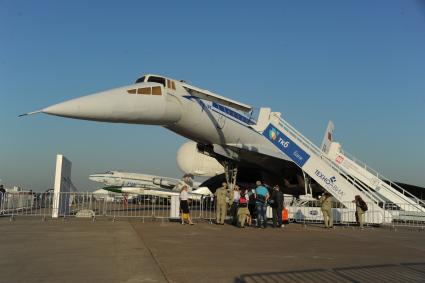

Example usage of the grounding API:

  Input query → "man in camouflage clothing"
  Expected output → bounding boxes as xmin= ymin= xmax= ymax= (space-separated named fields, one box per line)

xmin=214 ymin=182 xmax=228 ymax=225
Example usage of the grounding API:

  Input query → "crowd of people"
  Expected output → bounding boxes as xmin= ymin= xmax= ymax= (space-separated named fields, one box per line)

xmin=179 ymin=180 xmax=369 ymax=229
xmin=178 ymin=180 xmax=285 ymax=228
xmin=213 ymin=180 xmax=285 ymax=229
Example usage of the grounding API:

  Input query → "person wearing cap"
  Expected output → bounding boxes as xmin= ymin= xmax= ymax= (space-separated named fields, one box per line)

xmin=214 ymin=182 xmax=228 ymax=225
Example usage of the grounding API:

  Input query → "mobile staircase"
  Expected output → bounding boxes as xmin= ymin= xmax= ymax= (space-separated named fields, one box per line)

xmin=324 ymin=141 xmax=425 ymax=220
xmin=260 ymin=112 xmax=395 ymax=224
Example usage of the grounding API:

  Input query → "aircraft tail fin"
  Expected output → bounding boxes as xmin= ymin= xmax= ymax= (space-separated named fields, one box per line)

xmin=320 ymin=121 xmax=334 ymax=154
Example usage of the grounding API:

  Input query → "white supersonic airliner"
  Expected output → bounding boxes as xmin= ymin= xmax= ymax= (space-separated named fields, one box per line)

xmin=23 ymin=74 xmax=300 ymax=189
xmin=22 ymin=74 xmax=425 ymax=222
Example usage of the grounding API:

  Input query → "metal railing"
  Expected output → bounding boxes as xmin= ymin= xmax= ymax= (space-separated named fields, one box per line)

xmin=287 ymin=200 xmax=384 ymax=227
xmin=271 ymin=113 xmax=424 ymax=209
xmin=0 ymin=191 xmax=217 ymax=222
xmin=270 ymin=115 xmax=424 ymax=214
xmin=339 ymin=148 xmax=425 ymax=207
xmin=1 ymin=192 xmax=424 ymax=229
xmin=286 ymin=200 xmax=425 ymax=229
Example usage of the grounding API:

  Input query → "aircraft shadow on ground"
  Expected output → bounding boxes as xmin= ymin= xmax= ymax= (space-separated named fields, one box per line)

xmin=234 ymin=262 xmax=425 ymax=283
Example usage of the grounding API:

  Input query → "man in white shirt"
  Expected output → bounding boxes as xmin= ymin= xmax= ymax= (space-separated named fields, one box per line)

xmin=229 ymin=185 xmax=240 ymax=225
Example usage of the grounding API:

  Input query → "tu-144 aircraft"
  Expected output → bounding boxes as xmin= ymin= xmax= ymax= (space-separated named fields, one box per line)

xmin=22 ymin=73 xmax=425 ymax=222
xmin=22 ymin=74 xmax=318 ymax=192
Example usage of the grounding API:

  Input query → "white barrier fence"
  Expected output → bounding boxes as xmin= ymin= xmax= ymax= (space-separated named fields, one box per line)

xmin=285 ymin=199 xmax=425 ymax=228
xmin=1 ymin=192 xmax=424 ymax=229
xmin=0 ymin=192 xmax=216 ymax=222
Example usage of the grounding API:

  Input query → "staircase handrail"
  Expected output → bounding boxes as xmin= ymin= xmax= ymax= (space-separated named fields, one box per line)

xmin=271 ymin=114 xmax=387 ymax=205
xmin=339 ymin=147 xmax=425 ymax=207
xmin=272 ymin=114 xmax=424 ymax=208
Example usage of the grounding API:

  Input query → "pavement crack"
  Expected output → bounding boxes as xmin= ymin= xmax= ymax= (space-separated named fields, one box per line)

xmin=129 ymin=221 xmax=172 ymax=283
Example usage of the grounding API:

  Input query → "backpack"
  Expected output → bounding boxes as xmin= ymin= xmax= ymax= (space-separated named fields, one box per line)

xmin=359 ymin=200 xmax=368 ymax=212
xmin=239 ymin=196 xmax=248 ymax=207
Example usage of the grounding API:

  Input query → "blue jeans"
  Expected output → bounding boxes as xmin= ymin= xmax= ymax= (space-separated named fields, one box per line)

xmin=256 ymin=203 xmax=267 ymax=227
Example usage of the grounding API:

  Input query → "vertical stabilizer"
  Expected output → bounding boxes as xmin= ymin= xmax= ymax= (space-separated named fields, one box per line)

xmin=320 ymin=121 xmax=334 ymax=154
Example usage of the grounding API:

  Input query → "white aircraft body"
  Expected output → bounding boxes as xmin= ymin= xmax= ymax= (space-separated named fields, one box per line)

xmin=23 ymin=74 xmax=296 ymax=188
xmin=89 ymin=170 xmax=200 ymax=190
xmin=93 ymin=186 xmax=212 ymax=201
xmin=92 ymin=188 xmax=134 ymax=202
xmin=113 ymin=186 xmax=212 ymax=200
xmin=21 ymin=73 xmax=424 ymax=223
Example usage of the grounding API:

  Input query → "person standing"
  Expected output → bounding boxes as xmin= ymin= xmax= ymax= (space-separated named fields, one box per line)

xmin=179 ymin=185 xmax=194 ymax=225
xmin=270 ymin=185 xmax=284 ymax=228
xmin=229 ymin=185 xmax=240 ymax=225
xmin=214 ymin=182 xmax=228 ymax=225
xmin=255 ymin=181 xmax=269 ymax=228
xmin=247 ymin=188 xmax=256 ymax=226
xmin=353 ymin=195 xmax=367 ymax=229
xmin=237 ymin=190 xmax=250 ymax=228
xmin=319 ymin=192 xmax=333 ymax=229
xmin=0 ymin=185 xmax=5 ymax=212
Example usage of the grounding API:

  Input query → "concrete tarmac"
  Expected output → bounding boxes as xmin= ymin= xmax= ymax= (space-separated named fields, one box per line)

xmin=0 ymin=218 xmax=424 ymax=283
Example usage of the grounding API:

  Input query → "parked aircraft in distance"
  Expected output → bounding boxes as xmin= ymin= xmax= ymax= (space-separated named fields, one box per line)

xmin=89 ymin=170 xmax=200 ymax=190
xmin=89 ymin=170 xmax=212 ymax=200
xmin=101 ymin=186 xmax=212 ymax=200
xmin=92 ymin=188 xmax=135 ymax=202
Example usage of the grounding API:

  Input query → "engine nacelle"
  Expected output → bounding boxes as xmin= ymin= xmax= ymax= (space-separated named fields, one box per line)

xmin=176 ymin=142 xmax=224 ymax=177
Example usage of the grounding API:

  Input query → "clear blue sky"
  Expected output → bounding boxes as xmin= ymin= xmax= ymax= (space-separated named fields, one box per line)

xmin=1 ymin=0 xmax=424 ymax=191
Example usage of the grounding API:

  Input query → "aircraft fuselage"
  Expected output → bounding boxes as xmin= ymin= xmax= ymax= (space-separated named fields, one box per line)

xmin=32 ymin=74 xmax=294 ymax=180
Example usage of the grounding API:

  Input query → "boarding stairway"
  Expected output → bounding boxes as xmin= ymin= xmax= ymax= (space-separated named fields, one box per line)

xmin=261 ymin=113 xmax=393 ymax=224
xmin=326 ymin=142 xmax=425 ymax=213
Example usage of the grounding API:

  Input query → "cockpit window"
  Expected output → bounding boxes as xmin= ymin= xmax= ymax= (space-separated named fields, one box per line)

xmin=127 ymin=87 xmax=162 ymax=96
xmin=152 ymin=86 xmax=162 ymax=95
xmin=147 ymin=76 xmax=166 ymax=87
xmin=137 ymin=87 xmax=151 ymax=95
xmin=135 ymin=76 xmax=145 ymax=83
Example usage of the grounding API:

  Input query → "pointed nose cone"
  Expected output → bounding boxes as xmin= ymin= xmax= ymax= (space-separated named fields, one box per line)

xmin=42 ymin=91 xmax=118 ymax=122
xmin=43 ymin=100 xmax=80 ymax=117
xmin=40 ymin=85 xmax=182 ymax=125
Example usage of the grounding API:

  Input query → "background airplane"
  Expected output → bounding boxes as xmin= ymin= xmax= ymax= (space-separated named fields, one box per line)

xmin=89 ymin=171 xmax=201 ymax=190
xmin=99 ymin=186 xmax=212 ymax=200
